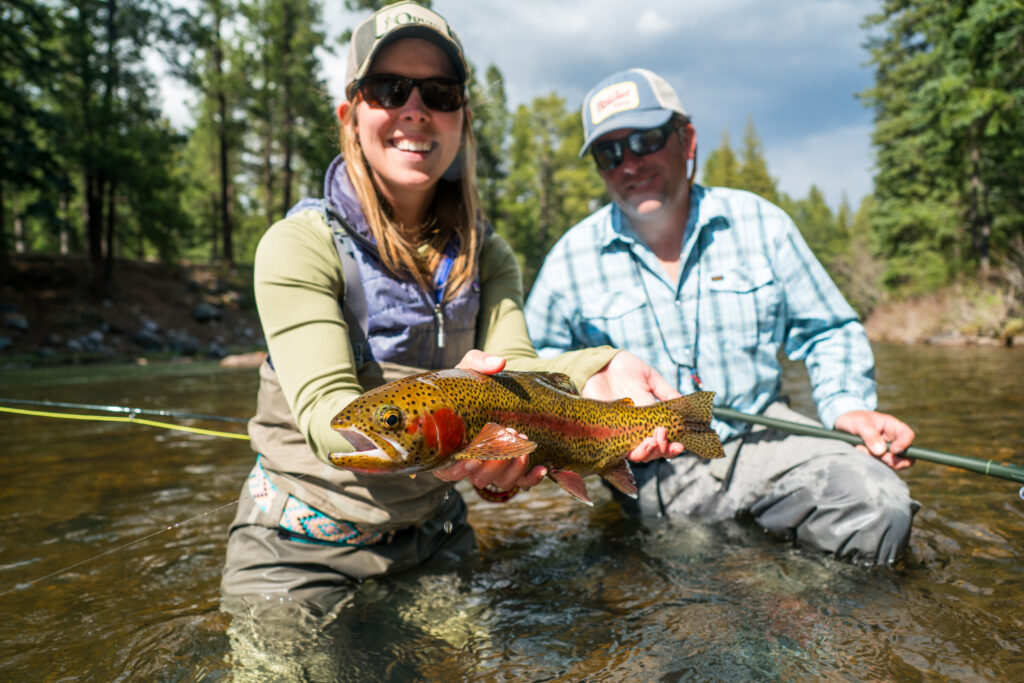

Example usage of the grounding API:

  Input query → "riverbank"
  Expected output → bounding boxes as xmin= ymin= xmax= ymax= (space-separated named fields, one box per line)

xmin=863 ymin=285 xmax=1024 ymax=347
xmin=1 ymin=254 xmax=266 ymax=370
xmin=1 ymin=254 xmax=1021 ymax=370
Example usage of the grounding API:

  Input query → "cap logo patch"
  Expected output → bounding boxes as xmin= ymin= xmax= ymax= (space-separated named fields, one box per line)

xmin=374 ymin=5 xmax=450 ymax=38
xmin=590 ymin=81 xmax=640 ymax=125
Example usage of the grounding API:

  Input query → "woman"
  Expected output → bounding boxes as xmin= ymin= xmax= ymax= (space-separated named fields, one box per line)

xmin=221 ymin=2 xmax=683 ymax=608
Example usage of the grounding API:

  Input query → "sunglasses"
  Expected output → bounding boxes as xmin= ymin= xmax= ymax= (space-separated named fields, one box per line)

xmin=353 ymin=74 xmax=465 ymax=113
xmin=590 ymin=121 xmax=679 ymax=171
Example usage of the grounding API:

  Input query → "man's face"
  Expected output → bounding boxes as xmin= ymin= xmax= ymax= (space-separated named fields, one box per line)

xmin=594 ymin=123 xmax=693 ymax=222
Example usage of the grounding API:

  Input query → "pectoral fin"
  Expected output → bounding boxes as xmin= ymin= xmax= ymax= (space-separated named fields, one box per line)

xmin=453 ymin=422 xmax=537 ymax=461
xmin=547 ymin=470 xmax=594 ymax=506
xmin=599 ymin=460 xmax=638 ymax=499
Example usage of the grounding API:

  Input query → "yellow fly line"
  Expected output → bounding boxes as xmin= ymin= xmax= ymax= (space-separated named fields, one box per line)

xmin=0 ymin=405 xmax=251 ymax=441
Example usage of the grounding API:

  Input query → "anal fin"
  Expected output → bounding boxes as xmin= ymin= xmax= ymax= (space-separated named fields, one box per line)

xmin=599 ymin=460 xmax=638 ymax=499
xmin=548 ymin=470 xmax=594 ymax=506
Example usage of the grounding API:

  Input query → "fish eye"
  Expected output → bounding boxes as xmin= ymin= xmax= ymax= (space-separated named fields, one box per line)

xmin=374 ymin=405 xmax=404 ymax=430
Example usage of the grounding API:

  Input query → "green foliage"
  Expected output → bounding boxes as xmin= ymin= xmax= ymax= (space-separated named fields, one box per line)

xmin=496 ymin=94 xmax=605 ymax=291
xmin=8 ymin=0 xmax=1017 ymax=322
xmin=701 ymin=130 xmax=739 ymax=188
xmin=471 ymin=63 xmax=510 ymax=225
xmin=701 ymin=119 xmax=779 ymax=204
xmin=735 ymin=118 xmax=779 ymax=204
xmin=861 ymin=0 xmax=1024 ymax=291
xmin=781 ymin=185 xmax=837 ymax=260
xmin=831 ymin=195 xmax=886 ymax=315
xmin=0 ymin=0 xmax=197 ymax=290
xmin=238 ymin=0 xmax=336 ymax=223
xmin=0 ymin=2 xmax=62 ymax=217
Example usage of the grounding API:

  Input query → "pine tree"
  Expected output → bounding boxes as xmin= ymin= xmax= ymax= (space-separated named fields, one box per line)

xmin=861 ymin=0 xmax=1024 ymax=290
xmin=701 ymin=129 xmax=739 ymax=188
xmin=471 ymin=64 xmax=509 ymax=225
xmin=735 ymin=117 xmax=779 ymax=204
xmin=0 ymin=0 xmax=62 ymax=278
xmin=499 ymin=94 xmax=604 ymax=290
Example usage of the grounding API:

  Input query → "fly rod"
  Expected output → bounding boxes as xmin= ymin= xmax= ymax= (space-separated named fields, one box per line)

xmin=713 ymin=406 xmax=1024 ymax=484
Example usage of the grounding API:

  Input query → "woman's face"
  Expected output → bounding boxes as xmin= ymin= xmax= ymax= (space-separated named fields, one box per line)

xmin=353 ymin=38 xmax=465 ymax=214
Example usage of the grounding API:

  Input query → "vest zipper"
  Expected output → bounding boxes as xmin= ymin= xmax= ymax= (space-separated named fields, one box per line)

xmin=434 ymin=303 xmax=446 ymax=348
xmin=433 ymin=246 xmax=457 ymax=351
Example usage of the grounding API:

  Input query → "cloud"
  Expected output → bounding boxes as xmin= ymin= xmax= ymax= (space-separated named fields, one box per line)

xmin=425 ymin=0 xmax=878 ymax=209
xmin=280 ymin=0 xmax=881 ymax=210
xmin=636 ymin=10 xmax=672 ymax=35
xmin=764 ymin=123 xmax=875 ymax=210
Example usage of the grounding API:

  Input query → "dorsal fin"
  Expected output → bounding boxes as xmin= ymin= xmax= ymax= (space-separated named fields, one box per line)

xmin=527 ymin=372 xmax=579 ymax=395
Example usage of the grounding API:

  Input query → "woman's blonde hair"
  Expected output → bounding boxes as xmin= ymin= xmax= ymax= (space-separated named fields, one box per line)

xmin=339 ymin=98 xmax=480 ymax=303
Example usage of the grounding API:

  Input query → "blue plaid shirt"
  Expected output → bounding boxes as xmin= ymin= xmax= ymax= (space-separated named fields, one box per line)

xmin=524 ymin=184 xmax=877 ymax=441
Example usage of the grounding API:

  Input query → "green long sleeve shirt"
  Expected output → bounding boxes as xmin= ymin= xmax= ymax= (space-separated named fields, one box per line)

xmin=253 ymin=209 xmax=618 ymax=465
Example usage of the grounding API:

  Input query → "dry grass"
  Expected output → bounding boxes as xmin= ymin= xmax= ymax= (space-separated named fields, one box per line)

xmin=863 ymin=292 xmax=949 ymax=343
xmin=863 ymin=280 xmax=1021 ymax=344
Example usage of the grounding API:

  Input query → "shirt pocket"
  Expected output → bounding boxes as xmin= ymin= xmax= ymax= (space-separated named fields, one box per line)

xmin=577 ymin=290 xmax=651 ymax=350
xmin=704 ymin=265 xmax=780 ymax=352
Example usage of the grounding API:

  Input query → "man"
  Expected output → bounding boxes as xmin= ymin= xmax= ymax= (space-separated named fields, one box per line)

xmin=524 ymin=68 xmax=919 ymax=566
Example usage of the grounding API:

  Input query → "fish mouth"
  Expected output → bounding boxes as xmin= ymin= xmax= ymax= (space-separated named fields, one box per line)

xmin=337 ymin=429 xmax=377 ymax=452
xmin=329 ymin=428 xmax=407 ymax=472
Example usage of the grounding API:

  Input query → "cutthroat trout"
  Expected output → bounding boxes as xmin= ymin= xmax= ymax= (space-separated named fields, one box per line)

xmin=328 ymin=369 xmax=723 ymax=504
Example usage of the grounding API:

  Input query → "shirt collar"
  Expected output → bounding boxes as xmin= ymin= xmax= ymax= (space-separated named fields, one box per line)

xmin=599 ymin=183 xmax=725 ymax=252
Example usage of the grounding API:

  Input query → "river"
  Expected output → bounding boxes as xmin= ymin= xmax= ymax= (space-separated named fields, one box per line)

xmin=0 ymin=343 xmax=1021 ymax=681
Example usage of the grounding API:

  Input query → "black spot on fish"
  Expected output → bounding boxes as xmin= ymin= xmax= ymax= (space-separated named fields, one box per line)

xmin=487 ymin=373 xmax=532 ymax=402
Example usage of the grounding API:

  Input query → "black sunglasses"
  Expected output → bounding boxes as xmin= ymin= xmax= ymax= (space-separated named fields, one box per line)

xmin=352 ymin=74 xmax=465 ymax=113
xmin=590 ymin=121 xmax=679 ymax=171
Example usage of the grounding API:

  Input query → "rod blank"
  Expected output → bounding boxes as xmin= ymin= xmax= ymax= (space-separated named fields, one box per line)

xmin=713 ymin=406 xmax=1024 ymax=484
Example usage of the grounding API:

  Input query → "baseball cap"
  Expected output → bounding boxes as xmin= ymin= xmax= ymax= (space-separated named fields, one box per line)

xmin=345 ymin=1 xmax=469 ymax=99
xmin=579 ymin=68 xmax=688 ymax=156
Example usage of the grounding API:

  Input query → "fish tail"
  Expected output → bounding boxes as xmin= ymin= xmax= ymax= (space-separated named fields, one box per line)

xmin=661 ymin=391 xmax=724 ymax=460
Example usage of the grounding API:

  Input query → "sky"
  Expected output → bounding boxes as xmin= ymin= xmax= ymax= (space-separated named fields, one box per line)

xmin=161 ymin=0 xmax=883 ymax=211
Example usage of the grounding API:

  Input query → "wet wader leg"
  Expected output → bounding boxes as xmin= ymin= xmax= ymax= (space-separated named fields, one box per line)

xmin=220 ymin=489 xmax=477 ymax=610
xmin=747 ymin=452 xmax=919 ymax=565
xmin=613 ymin=402 xmax=919 ymax=565
xmin=720 ymin=403 xmax=919 ymax=565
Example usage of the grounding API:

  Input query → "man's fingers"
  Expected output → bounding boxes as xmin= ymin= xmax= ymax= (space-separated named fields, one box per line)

xmin=649 ymin=372 xmax=682 ymax=402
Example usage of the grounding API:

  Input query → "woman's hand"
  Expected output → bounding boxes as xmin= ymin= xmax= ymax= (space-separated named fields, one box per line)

xmin=582 ymin=351 xmax=687 ymax=463
xmin=432 ymin=351 xmax=548 ymax=490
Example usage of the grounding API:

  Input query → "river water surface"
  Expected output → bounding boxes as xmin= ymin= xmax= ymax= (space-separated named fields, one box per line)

xmin=1 ymin=343 xmax=1022 ymax=681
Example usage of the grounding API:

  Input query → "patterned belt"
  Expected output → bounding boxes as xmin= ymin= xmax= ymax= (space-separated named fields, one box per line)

xmin=247 ymin=457 xmax=393 ymax=547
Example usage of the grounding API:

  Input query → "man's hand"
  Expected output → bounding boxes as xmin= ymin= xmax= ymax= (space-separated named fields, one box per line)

xmin=582 ymin=350 xmax=681 ymax=405
xmin=432 ymin=351 xmax=548 ymax=490
xmin=582 ymin=351 xmax=687 ymax=463
xmin=833 ymin=410 xmax=915 ymax=471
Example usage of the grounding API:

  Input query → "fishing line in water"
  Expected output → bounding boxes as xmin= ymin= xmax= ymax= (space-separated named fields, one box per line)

xmin=0 ymin=405 xmax=250 ymax=440
xmin=0 ymin=499 xmax=243 ymax=598
xmin=0 ymin=398 xmax=259 ymax=594
xmin=0 ymin=396 xmax=249 ymax=423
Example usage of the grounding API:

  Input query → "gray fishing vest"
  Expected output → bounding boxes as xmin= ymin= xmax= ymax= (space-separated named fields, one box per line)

xmin=291 ymin=156 xmax=482 ymax=369
xmin=325 ymin=203 xmax=481 ymax=370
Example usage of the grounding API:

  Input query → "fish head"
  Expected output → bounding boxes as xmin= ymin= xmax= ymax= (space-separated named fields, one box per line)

xmin=328 ymin=374 xmax=467 ymax=474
